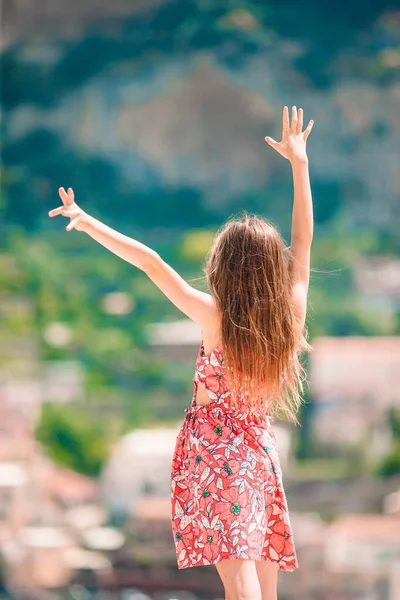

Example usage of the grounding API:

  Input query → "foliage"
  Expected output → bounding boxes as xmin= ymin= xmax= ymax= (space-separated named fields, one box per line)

xmin=387 ymin=406 xmax=400 ymax=439
xmin=375 ymin=443 xmax=400 ymax=478
xmin=1 ymin=0 xmax=398 ymax=232
xmin=2 ymin=0 xmax=392 ymax=110
xmin=375 ymin=406 xmax=400 ymax=478
xmin=36 ymin=403 xmax=109 ymax=476
xmin=179 ymin=229 xmax=216 ymax=264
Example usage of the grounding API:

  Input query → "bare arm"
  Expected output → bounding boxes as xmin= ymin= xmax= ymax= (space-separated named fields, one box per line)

xmin=48 ymin=187 xmax=215 ymax=326
xmin=265 ymin=106 xmax=314 ymax=326
xmin=288 ymin=157 xmax=313 ymax=326
xmin=82 ymin=214 xmax=159 ymax=272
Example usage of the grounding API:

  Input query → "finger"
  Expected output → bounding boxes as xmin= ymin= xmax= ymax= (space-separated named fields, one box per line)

xmin=66 ymin=216 xmax=81 ymax=232
xmin=282 ymin=106 xmax=289 ymax=134
xmin=303 ymin=120 xmax=314 ymax=141
xmin=291 ymin=106 xmax=298 ymax=133
xmin=297 ymin=108 xmax=303 ymax=134
xmin=62 ymin=209 xmax=77 ymax=217
xmin=67 ymin=187 xmax=75 ymax=205
xmin=58 ymin=187 xmax=69 ymax=205
xmin=48 ymin=206 xmax=64 ymax=217
xmin=265 ymin=136 xmax=279 ymax=150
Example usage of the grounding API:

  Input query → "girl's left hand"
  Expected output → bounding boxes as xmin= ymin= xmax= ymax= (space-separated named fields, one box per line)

xmin=48 ymin=187 xmax=88 ymax=232
xmin=265 ymin=106 xmax=313 ymax=162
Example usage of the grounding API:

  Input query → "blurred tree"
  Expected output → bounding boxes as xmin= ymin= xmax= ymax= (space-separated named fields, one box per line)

xmin=2 ymin=125 xmax=214 ymax=230
xmin=36 ymin=403 xmax=109 ymax=476
xmin=388 ymin=406 xmax=400 ymax=439
xmin=312 ymin=181 xmax=341 ymax=225
xmin=375 ymin=444 xmax=400 ymax=478
xmin=375 ymin=406 xmax=400 ymax=478
xmin=2 ymin=0 xmax=392 ymax=112
xmin=293 ymin=389 xmax=316 ymax=460
xmin=179 ymin=228 xmax=215 ymax=263
xmin=3 ymin=128 xmax=133 ymax=229
xmin=2 ymin=0 xmax=398 ymax=233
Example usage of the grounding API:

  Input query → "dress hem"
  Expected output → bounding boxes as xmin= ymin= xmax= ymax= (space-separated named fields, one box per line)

xmin=177 ymin=553 xmax=298 ymax=572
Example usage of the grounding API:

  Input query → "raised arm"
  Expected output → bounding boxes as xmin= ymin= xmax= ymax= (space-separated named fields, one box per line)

xmin=265 ymin=106 xmax=314 ymax=327
xmin=48 ymin=188 xmax=215 ymax=327
xmin=288 ymin=156 xmax=313 ymax=327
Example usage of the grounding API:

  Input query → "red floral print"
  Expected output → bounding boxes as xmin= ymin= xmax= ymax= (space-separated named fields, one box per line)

xmin=201 ymin=363 xmax=230 ymax=395
xmin=219 ymin=457 xmax=241 ymax=480
xmin=171 ymin=341 xmax=298 ymax=571
xmin=270 ymin=518 xmax=294 ymax=557
xmin=202 ymin=528 xmax=221 ymax=563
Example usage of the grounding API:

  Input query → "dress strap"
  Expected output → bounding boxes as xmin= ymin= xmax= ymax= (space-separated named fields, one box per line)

xmin=200 ymin=339 xmax=223 ymax=360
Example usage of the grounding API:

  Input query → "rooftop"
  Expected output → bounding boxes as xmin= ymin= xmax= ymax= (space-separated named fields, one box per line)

xmin=45 ymin=467 xmax=98 ymax=504
xmin=327 ymin=514 xmax=400 ymax=542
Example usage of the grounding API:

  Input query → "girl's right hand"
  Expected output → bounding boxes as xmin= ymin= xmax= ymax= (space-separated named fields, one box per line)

xmin=265 ymin=106 xmax=313 ymax=162
xmin=48 ymin=187 xmax=89 ymax=232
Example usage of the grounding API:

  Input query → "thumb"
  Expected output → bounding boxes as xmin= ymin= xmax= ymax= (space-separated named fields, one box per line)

xmin=265 ymin=136 xmax=279 ymax=149
xmin=66 ymin=215 xmax=81 ymax=232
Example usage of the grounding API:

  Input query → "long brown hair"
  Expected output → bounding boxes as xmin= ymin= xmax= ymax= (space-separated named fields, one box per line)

xmin=203 ymin=211 xmax=312 ymax=424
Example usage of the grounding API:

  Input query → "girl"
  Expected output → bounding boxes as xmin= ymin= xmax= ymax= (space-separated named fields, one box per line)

xmin=49 ymin=105 xmax=314 ymax=600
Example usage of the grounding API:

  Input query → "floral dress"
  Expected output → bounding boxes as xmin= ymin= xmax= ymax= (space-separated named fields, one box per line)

xmin=170 ymin=341 xmax=298 ymax=571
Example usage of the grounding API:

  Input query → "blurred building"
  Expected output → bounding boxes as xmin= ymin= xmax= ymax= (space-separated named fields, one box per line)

xmin=146 ymin=318 xmax=202 ymax=363
xmin=383 ymin=486 xmax=400 ymax=516
xmin=41 ymin=360 xmax=85 ymax=403
xmin=325 ymin=514 xmax=400 ymax=574
xmin=0 ymin=455 xmax=106 ymax=591
xmin=4 ymin=527 xmax=76 ymax=591
xmin=324 ymin=514 xmax=400 ymax=600
xmin=356 ymin=257 xmax=400 ymax=308
xmin=100 ymin=427 xmax=180 ymax=519
xmin=284 ymin=511 xmax=327 ymax=595
xmin=286 ymin=475 xmax=400 ymax=515
xmin=0 ymin=412 xmax=114 ymax=594
xmin=310 ymin=336 xmax=400 ymax=448
xmin=0 ymin=379 xmax=41 ymax=461
xmin=0 ymin=328 xmax=113 ymax=592
xmin=129 ymin=496 xmax=175 ymax=564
